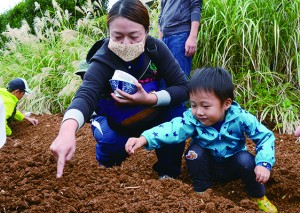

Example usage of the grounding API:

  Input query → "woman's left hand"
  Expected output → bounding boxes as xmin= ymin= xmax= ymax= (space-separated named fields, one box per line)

xmin=111 ymin=81 xmax=157 ymax=106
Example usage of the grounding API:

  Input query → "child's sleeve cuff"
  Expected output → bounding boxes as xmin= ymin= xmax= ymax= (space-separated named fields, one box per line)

xmin=257 ymin=162 xmax=271 ymax=171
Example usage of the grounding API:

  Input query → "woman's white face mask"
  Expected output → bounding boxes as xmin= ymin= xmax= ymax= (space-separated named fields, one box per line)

xmin=108 ymin=36 xmax=146 ymax=62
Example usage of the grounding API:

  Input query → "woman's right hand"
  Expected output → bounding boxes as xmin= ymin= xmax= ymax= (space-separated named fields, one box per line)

xmin=50 ymin=119 xmax=78 ymax=178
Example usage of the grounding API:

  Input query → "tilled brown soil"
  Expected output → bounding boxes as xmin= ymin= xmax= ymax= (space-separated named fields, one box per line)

xmin=1 ymin=114 xmax=299 ymax=212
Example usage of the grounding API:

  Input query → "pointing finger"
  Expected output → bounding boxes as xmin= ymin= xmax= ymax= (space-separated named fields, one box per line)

xmin=56 ymin=155 xmax=66 ymax=178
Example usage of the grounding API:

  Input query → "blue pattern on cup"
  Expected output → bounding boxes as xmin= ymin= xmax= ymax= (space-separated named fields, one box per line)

xmin=109 ymin=79 xmax=137 ymax=98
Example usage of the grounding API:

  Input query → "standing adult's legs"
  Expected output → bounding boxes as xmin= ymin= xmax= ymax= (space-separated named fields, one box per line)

xmin=163 ymin=32 xmax=193 ymax=78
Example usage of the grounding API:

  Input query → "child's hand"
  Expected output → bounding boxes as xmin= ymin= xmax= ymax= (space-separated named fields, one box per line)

xmin=295 ymin=125 xmax=300 ymax=137
xmin=125 ymin=136 xmax=148 ymax=155
xmin=254 ymin=166 xmax=270 ymax=184
xmin=25 ymin=116 xmax=39 ymax=125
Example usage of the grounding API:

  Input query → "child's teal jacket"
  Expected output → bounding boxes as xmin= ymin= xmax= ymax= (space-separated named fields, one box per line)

xmin=142 ymin=101 xmax=276 ymax=168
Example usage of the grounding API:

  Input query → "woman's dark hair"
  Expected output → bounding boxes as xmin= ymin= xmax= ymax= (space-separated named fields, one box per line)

xmin=107 ymin=0 xmax=150 ymax=32
xmin=188 ymin=67 xmax=235 ymax=102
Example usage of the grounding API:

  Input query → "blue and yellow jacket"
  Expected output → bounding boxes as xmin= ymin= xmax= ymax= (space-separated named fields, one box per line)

xmin=142 ymin=101 xmax=276 ymax=168
xmin=0 ymin=88 xmax=24 ymax=136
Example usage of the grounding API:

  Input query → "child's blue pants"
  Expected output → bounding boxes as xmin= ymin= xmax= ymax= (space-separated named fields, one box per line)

xmin=185 ymin=143 xmax=265 ymax=198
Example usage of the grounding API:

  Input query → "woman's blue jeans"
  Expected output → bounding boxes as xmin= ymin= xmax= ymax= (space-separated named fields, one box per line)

xmin=91 ymin=104 xmax=186 ymax=178
xmin=185 ymin=143 xmax=265 ymax=198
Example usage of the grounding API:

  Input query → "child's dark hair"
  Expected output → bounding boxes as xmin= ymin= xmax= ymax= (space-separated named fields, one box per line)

xmin=188 ymin=67 xmax=234 ymax=102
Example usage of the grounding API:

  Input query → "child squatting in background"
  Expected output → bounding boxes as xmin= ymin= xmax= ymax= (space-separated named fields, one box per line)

xmin=0 ymin=78 xmax=38 ymax=137
xmin=126 ymin=67 xmax=278 ymax=213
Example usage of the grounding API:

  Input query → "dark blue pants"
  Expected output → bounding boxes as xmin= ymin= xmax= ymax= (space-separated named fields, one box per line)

xmin=91 ymin=104 xmax=186 ymax=178
xmin=185 ymin=143 xmax=265 ymax=198
xmin=163 ymin=31 xmax=193 ymax=78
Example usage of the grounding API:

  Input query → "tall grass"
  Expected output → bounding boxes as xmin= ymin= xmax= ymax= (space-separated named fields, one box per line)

xmin=0 ymin=0 xmax=106 ymax=114
xmin=194 ymin=0 xmax=299 ymax=133
xmin=0 ymin=0 xmax=299 ymax=134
